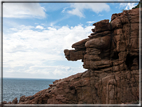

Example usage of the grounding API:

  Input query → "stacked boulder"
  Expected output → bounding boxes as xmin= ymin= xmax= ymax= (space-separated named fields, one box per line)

xmin=64 ymin=8 xmax=140 ymax=72
xmin=83 ymin=20 xmax=113 ymax=70
xmin=64 ymin=38 xmax=88 ymax=61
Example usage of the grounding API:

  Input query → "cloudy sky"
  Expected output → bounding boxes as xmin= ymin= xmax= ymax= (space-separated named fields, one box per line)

xmin=2 ymin=0 xmax=139 ymax=79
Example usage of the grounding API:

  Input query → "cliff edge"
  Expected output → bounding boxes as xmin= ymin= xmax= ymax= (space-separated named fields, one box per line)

xmin=2 ymin=8 xmax=141 ymax=104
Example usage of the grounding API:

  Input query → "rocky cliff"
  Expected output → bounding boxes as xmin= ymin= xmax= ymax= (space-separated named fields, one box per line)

xmin=2 ymin=8 xmax=141 ymax=104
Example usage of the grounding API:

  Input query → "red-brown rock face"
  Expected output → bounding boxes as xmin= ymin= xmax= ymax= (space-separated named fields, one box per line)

xmin=2 ymin=8 xmax=141 ymax=105
xmin=63 ymin=8 xmax=140 ymax=104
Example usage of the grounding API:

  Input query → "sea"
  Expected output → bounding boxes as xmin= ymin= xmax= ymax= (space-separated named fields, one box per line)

xmin=0 ymin=78 xmax=56 ymax=102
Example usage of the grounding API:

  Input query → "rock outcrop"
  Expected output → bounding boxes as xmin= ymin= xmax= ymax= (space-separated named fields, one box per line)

xmin=2 ymin=8 xmax=141 ymax=105
xmin=64 ymin=8 xmax=140 ymax=104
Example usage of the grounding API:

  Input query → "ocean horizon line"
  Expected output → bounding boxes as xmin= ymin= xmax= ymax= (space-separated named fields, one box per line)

xmin=2 ymin=77 xmax=58 ymax=80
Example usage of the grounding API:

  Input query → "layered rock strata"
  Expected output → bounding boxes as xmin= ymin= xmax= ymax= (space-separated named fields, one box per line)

xmin=2 ymin=8 xmax=141 ymax=104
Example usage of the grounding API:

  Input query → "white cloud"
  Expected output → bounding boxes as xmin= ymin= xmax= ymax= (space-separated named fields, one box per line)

xmin=68 ymin=7 xmax=84 ymax=17
xmin=3 ymin=3 xmax=46 ymax=18
xmin=86 ymin=21 xmax=96 ymax=24
xmin=67 ymin=3 xmax=110 ymax=17
xmin=62 ymin=7 xmax=68 ymax=13
xmin=4 ymin=64 xmax=85 ymax=79
xmin=3 ymin=24 xmax=92 ymax=79
xmin=120 ymin=3 xmax=137 ymax=10
xmin=36 ymin=25 xmax=44 ymax=29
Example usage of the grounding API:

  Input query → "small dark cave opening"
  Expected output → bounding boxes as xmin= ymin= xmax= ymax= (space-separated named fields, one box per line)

xmin=125 ymin=54 xmax=138 ymax=70
xmin=111 ymin=51 xmax=119 ymax=59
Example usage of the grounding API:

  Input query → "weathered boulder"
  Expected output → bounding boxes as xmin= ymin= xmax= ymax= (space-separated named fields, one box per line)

xmin=11 ymin=98 xmax=18 ymax=104
xmin=85 ymin=35 xmax=111 ymax=49
xmin=64 ymin=49 xmax=86 ymax=61
xmin=72 ymin=38 xmax=88 ymax=50
xmin=93 ymin=20 xmax=111 ymax=32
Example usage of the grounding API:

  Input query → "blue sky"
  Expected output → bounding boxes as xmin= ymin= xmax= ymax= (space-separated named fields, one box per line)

xmin=2 ymin=0 xmax=139 ymax=79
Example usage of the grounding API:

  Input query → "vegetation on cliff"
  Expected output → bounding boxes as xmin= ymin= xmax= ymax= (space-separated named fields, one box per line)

xmin=133 ymin=0 xmax=142 ymax=9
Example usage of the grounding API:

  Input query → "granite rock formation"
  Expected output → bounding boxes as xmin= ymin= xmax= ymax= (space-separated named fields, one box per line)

xmin=64 ymin=8 xmax=140 ymax=104
xmin=2 ymin=8 xmax=141 ymax=105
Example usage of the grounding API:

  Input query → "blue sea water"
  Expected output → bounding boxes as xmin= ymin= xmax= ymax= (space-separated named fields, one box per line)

xmin=1 ymin=78 xmax=56 ymax=102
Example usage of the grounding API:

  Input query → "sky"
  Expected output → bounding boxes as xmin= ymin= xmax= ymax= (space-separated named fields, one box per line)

xmin=1 ymin=0 xmax=140 ymax=79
